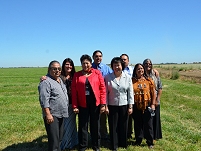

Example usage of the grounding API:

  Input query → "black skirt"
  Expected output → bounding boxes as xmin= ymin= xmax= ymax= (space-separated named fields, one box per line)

xmin=153 ymin=105 xmax=162 ymax=140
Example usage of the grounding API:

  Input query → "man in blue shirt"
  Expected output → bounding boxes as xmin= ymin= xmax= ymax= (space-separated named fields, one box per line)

xmin=92 ymin=50 xmax=113 ymax=140
xmin=92 ymin=50 xmax=113 ymax=77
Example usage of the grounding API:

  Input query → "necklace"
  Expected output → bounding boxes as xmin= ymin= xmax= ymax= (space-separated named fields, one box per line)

xmin=137 ymin=76 xmax=145 ymax=82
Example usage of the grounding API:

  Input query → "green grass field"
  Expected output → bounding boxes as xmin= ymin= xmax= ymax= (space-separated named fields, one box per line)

xmin=0 ymin=67 xmax=201 ymax=151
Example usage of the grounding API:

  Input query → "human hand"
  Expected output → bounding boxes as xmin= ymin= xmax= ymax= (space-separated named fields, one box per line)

xmin=153 ymin=69 xmax=159 ymax=77
xmin=73 ymin=108 xmax=79 ymax=114
xmin=100 ymin=105 xmax=105 ymax=114
xmin=151 ymin=104 xmax=155 ymax=110
xmin=40 ymin=76 xmax=47 ymax=82
xmin=155 ymin=98 xmax=160 ymax=107
xmin=155 ymin=100 xmax=159 ymax=107
xmin=46 ymin=114 xmax=54 ymax=124
xmin=128 ymin=108 xmax=133 ymax=115
xmin=105 ymin=106 xmax=109 ymax=115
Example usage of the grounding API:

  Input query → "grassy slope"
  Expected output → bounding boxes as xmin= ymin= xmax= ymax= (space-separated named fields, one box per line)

xmin=0 ymin=67 xmax=201 ymax=151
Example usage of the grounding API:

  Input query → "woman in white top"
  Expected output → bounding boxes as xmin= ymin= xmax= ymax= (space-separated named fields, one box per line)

xmin=104 ymin=57 xmax=134 ymax=151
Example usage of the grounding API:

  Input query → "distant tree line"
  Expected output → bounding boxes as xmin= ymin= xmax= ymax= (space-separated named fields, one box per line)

xmin=193 ymin=62 xmax=201 ymax=64
xmin=159 ymin=62 xmax=201 ymax=64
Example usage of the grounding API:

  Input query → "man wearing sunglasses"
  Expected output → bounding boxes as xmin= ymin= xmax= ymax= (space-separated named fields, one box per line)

xmin=38 ymin=60 xmax=69 ymax=151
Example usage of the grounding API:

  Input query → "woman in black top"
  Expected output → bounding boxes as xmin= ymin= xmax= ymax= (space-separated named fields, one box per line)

xmin=60 ymin=58 xmax=78 ymax=150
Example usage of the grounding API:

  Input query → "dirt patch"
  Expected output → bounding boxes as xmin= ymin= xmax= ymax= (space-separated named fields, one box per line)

xmin=156 ymin=68 xmax=201 ymax=84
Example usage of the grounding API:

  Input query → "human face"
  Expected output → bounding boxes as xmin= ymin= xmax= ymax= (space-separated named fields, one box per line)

xmin=136 ymin=64 xmax=144 ymax=78
xmin=64 ymin=61 xmax=72 ymax=74
xmin=93 ymin=52 xmax=102 ymax=64
xmin=49 ymin=63 xmax=61 ymax=79
xmin=82 ymin=59 xmax=92 ymax=72
xmin=112 ymin=62 xmax=122 ymax=74
xmin=144 ymin=60 xmax=152 ymax=72
xmin=120 ymin=55 xmax=129 ymax=67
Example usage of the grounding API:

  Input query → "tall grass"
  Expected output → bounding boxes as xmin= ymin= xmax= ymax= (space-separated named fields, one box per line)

xmin=0 ymin=68 xmax=201 ymax=151
xmin=154 ymin=63 xmax=201 ymax=71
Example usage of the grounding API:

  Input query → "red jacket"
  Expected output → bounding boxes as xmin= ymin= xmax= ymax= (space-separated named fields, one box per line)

xmin=71 ymin=68 xmax=106 ymax=108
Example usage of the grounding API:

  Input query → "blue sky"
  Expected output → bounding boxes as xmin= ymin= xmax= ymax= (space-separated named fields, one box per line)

xmin=0 ymin=0 xmax=201 ymax=67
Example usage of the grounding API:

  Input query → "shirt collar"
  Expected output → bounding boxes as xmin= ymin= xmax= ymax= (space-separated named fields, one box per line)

xmin=92 ymin=62 xmax=104 ymax=69
xmin=124 ymin=66 xmax=130 ymax=71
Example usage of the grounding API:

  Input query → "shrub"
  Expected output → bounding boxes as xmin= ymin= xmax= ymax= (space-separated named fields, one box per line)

xmin=179 ymin=68 xmax=184 ymax=71
xmin=171 ymin=70 xmax=180 ymax=80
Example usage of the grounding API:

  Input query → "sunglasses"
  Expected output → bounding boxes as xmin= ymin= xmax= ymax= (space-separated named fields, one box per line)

xmin=51 ymin=67 xmax=62 ymax=71
xmin=145 ymin=63 xmax=152 ymax=66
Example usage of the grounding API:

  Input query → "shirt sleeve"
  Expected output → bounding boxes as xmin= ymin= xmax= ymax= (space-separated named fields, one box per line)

xmin=98 ymin=70 xmax=106 ymax=105
xmin=108 ymin=66 xmax=113 ymax=74
xmin=38 ymin=81 xmax=51 ymax=108
xmin=104 ymin=75 xmax=109 ymax=105
xmin=157 ymin=77 xmax=163 ymax=89
xmin=127 ymin=77 xmax=134 ymax=105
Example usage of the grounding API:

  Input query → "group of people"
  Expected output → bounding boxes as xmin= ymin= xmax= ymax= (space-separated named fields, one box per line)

xmin=38 ymin=50 xmax=162 ymax=151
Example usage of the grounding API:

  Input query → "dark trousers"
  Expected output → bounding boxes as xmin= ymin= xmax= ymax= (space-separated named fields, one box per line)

xmin=132 ymin=104 xmax=154 ymax=146
xmin=100 ymin=113 xmax=108 ymax=138
xmin=44 ymin=116 xmax=64 ymax=151
xmin=127 ymin=115 xmax=133 ymax=138
xmin=108 ymin=105 xmax=128 ymax=150
xmin=78 ymin=104 xmax=100 ymax=151
xmin=153 ymin=105 xmax=162 ymax=140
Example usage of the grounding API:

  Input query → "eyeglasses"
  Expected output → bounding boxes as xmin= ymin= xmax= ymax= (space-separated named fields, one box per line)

xmin=51 ymin=67 xmax=62 ymax=71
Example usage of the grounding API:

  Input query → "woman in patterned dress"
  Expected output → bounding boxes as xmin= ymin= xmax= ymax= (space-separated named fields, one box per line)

xmin=132 ymin=63 xmax=156 ymax=149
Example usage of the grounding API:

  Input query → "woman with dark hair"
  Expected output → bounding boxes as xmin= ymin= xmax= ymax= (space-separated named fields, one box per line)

xmin=71 ymin=54 xmax=106 ymax=151
xmin=143 ymin=59 xmax=162 ymax=141
xmin=60 ymin=58 xmax=78 ymax=150
xmin=132 ymin=63 xmax=156 ymax=149
xmin=104 ymin=57 xmax=134 ymax=151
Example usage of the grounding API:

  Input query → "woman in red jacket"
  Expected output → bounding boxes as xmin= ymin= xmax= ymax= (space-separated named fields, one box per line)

xmin=71 ymin=54 xmax=106 ymax=151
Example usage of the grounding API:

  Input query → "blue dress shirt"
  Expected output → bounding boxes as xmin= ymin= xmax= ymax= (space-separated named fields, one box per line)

xmin=92 ymin=62 xmax=113 ymax=77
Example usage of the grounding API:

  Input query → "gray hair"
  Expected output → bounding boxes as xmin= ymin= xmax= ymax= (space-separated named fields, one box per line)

xmin=48 ymin=60 xmax=60 ymax=73
xmin=143 ymin=58 xmax=152 ymax=68
xmin=48 ymin=60 xmax=60 ymax=68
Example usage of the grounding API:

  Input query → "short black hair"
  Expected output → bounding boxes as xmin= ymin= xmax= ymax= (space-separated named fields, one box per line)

xmin=111 ymin=57 xmax=125 ymax=70
xmin=120 ymin=54 xmax=129 ymax=61
xmin=80 ymin=54 xmax=92 ymax=63
xmin=92 ymin=50 xmax=103 ymax=57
